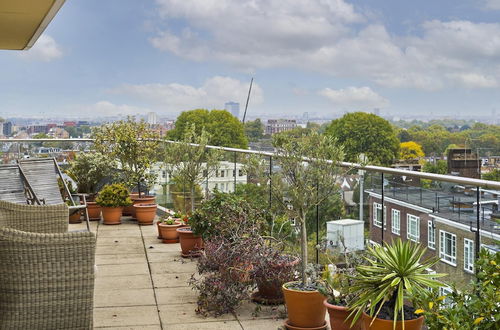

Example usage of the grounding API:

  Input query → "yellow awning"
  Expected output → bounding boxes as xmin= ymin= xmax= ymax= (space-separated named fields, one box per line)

xmin=0 ymin=0 xmax=65 ymax=50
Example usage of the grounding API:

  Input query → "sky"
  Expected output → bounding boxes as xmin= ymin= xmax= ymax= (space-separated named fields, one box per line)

xmin=1 ymin=0 xmax=500 ymax=119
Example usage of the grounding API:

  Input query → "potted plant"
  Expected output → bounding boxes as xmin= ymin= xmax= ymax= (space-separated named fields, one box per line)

xmin=66 ymin=152 xmax=113 ymax=220
xmin=271 ymin=131 xmax=346 ymax=329
xmin=134 ymin=202 xmax=157 ymax=225
xmin=95 ymin=183 xmax=132 ymax=225
xmin=158 ymin=217 xmax=182 ymax=243
xmin=157 ymin=209 xmax=176 ymax=238
xmin=176 ymin=226 xmax=203 ymax=258
xmin=348 ymin=239 xmax=444 ymax=330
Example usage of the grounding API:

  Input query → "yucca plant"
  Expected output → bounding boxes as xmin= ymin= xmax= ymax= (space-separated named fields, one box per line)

xmin=348 ymin=239 xmax=445 ymax=329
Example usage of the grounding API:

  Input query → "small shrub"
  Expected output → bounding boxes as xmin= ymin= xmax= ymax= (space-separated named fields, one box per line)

xmin=95 ymin=184 xmax=132 ymax=207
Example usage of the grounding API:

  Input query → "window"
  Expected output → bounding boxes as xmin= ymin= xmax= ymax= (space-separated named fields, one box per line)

xmin=439 ymin=230 xmax=457 ymax=266
xmin=391 ymin=209 xmax=400 ymax=235
xmin=407 ymin=214 xmax=420 ymax=242
xmin=239 ymin=169 xmax=244 ymax=176
xmin=439 ymin=286 xmax=454 ymax=306
xmin=428 ymin=220 xmax=435 ymax=249
xmin=373 ymin=203 xmax=386 ymax=228
xmin=464 ymin=239 xmax=474 ymax=273
xmin=220 ymin=170 xmax=224 ymax=177
xmin=232 ymin=169 xmax=236 ymax=177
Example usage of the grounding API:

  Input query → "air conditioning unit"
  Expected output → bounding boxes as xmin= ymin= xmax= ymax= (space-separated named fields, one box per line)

xmin=326 ymin=219 xmax=365 ymax=252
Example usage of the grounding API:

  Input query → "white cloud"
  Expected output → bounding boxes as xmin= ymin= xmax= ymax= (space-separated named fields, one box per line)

xmin=65 ymin=101 xmax=152 ymax=117
xmin=484 ymin=0 xmax=500 ymax=10
xmin=319 ymin=86 xmax=389 ymax=110
xmin=110 ymin=76 xmax=263 ymax=112
xmin=18 ymin=35 xmax=63 ymax=62
xmin=150 ymin=1 xmax=500 ymax=90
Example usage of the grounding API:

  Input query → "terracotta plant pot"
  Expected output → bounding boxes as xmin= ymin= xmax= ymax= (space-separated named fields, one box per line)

xmin=254 ymin=257 xmax=300 ymax=304
xmin=101 ymin=206 xmax=123 ymax=225
xmin=159 ymin=222 xmax=182 ymax=243
xmin=176 ymin=227 xmax=203 ymax=258
xmin=282 ymin=282 xmax=326 ymax=329
xmin=87 ymin=202 xmax=101 ymax=221
xmin=134 ymin=203 xmax=157 ymax=225
xmin=362 ymin=312 xmax=424 ymax=330
xmin=68 ymin=210 xmax=82 ymax=224
xmin=123 ymin=193 xmax=139 ymax=216
xmin=283 ymin=319 xmax=327 ymax=330
xmin=130 ymin=195 xmax=156 ymax=218
xmin=324 ymin=300 xmax=361 ymax=330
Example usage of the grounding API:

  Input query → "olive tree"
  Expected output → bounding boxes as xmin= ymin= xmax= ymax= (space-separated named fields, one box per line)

xmin=92 ymin=117 xmax=160 ymax=196
xmin=272 ymin=131 xmax=346 ymax=284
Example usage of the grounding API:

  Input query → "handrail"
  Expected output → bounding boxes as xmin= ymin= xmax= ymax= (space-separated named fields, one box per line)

xmin=2 ymin=138 xmax=500 ymax=190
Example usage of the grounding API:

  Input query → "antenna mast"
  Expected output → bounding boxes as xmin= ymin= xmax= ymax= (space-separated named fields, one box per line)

xmin=242 ymin=77 xmax=253 ymax=124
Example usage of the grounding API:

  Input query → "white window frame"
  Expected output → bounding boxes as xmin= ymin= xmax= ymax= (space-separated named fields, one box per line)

xmin=464 ymin=239 xmax=474 ymax=273
xmin=428 ymin=220 xmax=436 ymax=250
xmin=406 ymin=214 xmax=420 ymax=242
xmin=373 ymin=203 xmax=386 ymax=228
xmin=391 ymin=209 xmax=400 ymax=235
xmin=439 ymin=230 xmax=457 ymax=266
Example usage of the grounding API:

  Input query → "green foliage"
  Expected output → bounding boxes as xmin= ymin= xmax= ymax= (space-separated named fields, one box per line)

xmin=415 ymin=249 xmax=500 ymax=329
xmin=66 ymin=152 xmax=113 ymax=195
xmin=422 ymin=160 xmax=448 ymax=174
xmin=272 ymin=131 xmax=345 ymax=283
xmin=348 ymin=239 xmax=444 ymax=327
xmin=92 ymin=117 xmax=160 ymax=194
xmin=399 ymin=141 xmax=425 ymax=160
xmin=482 ymin=169 xmax=500 ymax=182
xmin=325 ymin=112 xmax=399 ymax=166
xmin=305 ymin=190 xmax=345 ymax=235
xmin=168 ymin=109 xmax=248 ymax=148
xmin=244 ymin=118 xmax=265 ymax=142
xmin=95 ymin=183 xmax=132 ymax=207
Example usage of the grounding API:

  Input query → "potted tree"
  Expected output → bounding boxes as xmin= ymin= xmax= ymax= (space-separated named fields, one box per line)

xmin=272 ymin=131 xmax=346 ymax=330
xmin=348 ymin=239 xmax=444 ymax=330
xmin=67 ymin=152 xmax=113 ymax=220
xmin=95 ymin=183 xmax=132 ymax=225
xmin=92 ymin=117 xmax=160 ymax=220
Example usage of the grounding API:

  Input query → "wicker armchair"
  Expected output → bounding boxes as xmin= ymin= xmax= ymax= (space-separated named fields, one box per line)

xmin=0 ymin=200 xmax=68 ymax=233
xmin=0 ymin=227 xmax=96 ymax=330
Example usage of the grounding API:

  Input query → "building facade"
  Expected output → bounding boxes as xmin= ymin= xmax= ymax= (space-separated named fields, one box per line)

xmin=265 ymin=119 xmax=297 ymax=135
xmin=224 ymin=102 xmax=240 ymax=119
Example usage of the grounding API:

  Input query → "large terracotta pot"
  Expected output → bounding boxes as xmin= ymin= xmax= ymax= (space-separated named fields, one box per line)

xmin=159 ymin=222 xmax=181 ymax=243
xmin=87 ymin=202 xmax=101 ymax=221
xmin=130 ymin=195 xmax=156 ymax=218
xmin=134 ymin=203 xmax=157 ymax=225
xmin=68 ymin=210 xmax=82 ymax=224
xmin=176 ymin=227 xmax=203 ymax=258
xmin=282 ymin=282 xmax=326 ymax=329
xmin=101 ymin=206 xmax=123 ymax=225
xmin=362 ymin=312 xmax=424 ymax=330
xmin=254 ymin=257 xmax=299 ymax=304
xmin=123 ymin=193 xmax=139 ymax=216
xmin=324 ymin=300 xmax=361 ymax=330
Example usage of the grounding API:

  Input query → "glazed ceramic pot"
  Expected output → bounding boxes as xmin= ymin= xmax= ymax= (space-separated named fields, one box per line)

xmin=282 ymin=281 xmax=326 ymax=329
xmin=86 ymin=202 xmax=101 ymax=221
xmin=176 ymin=227 xmax=203 ymax=257
xmin=101 ymin=206 xmax=123 ymax=225
xmin=134 ymin=203 xmax=157 ymax=225
xmin=324 ymin=300 xmax=361 ymax=330
xmin=362 ymin=312 xmax=424 ymax=330
xmin=158 ymin=222 xmax=182 ymax=243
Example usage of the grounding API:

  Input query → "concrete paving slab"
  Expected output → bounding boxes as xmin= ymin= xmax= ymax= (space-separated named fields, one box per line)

xmin=97 ymin=237 xmax=144 ymax=246
xmin=98 ymin=223 xmax=140 ymax=231
xmin=156 ymin=287 xmax=198 ymax=305
xmin=95 ymin=274 xmax=152 ymax=291
xmin=95 ymin=254 xmax=147 ymax=265
xmin=97 ymin=263 xmax=150 ymax=277
xmin=149 ymin=261 xmax=197 ymax=274
xmin=144 ymin=242 xmax=181 ymax=253
xmin=93 ymin=306 xmax=160 ymax=328
xmin=151 ymin=273 xmax=192 ymax=288
xmin=234 ymin=301 xmax=286 ymax=321
xmin=96 ymin=229 xmax=141 ymax=238
xmin=239 ymin=318 xmax=284 ymax=330
xmin=95 ymin=326 xmax=160 ymax=330
xmin=146 ymin=250 xmax=184 ymax=262
xmin=158 ymin=303 xmax=236 ymax=325
xmin=163 ymin=321 xmax=242 ymax=330
xmin=94 ymin=288 xmax=156 ymax=307
xmin=96 ymin=244 xmax=145 ymax=255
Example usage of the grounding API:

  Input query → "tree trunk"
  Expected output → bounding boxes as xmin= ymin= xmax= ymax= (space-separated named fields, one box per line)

xmin=300 ymin=211 xmax=308 ymax=285
xmin=137 ymin=182 xmax=141 ymax=197
xmin=191 ymin=184 xmax=195 ymax=214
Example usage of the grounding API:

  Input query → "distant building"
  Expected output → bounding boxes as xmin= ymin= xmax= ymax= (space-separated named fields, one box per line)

xmin=265 ymin=119 xmax=297 ymax=135
xmin=77 ymin=121 xmax=89 ymax=127
xmin=63 ymin=121 xmax=76 ymax=127
xmin=447 ymin=148 xmax=480 ymax=179
xmin=147 ymin=112 xmax=158 ymax=125
xmin=27 ymin=125 xmax=48 ymax=135
xmin=224 ymin=102 xmax=240 ymax=119
xmin=48 ymin=127 xmax=70 ymax=139
xmin=2 ymin=121 xmax=12 ymax=136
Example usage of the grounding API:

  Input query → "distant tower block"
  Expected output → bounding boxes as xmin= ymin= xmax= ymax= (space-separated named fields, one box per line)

xmin=147 ymin=112 xmax=157 ymax=125
xmin=225 ymin=102 xmax=240 ymax=119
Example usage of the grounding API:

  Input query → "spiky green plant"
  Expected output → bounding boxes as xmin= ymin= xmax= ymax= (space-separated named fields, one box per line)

xmin=348 ymin=239 xmax=445 ymax=329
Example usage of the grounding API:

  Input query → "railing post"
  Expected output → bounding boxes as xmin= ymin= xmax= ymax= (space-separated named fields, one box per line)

xmin=233 ymin=152 xmax=237 ymax=191
xmin=475 ymin=187 xmax=481 ymax=261
xmin=316 ymin=181 xmax=320 ymax=265
xmin=381 ymin=172 xmax=384 ymax=244
xmin=269 ymin=156 xmax=272 ymax=211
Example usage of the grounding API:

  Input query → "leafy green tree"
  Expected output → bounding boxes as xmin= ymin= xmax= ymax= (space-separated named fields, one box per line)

xmin=422 ymin=160 xmax=448 ymax=174
xmin=397 ymin=129 xmax=412 ymax=142
xmin=483 ymin=169 xmax=500 ymax=182
xmin=325 ymin=112 xmax=399 ymax=166
xmin=66 ymin=152 xmax=114 ymax=197
xmin=168 ymin=109 xmax=248 ymax=148
xmin=92 ymin=118 xmax=160 ymax=195
xmin=244 ymin=118 xmax=264 ymax=142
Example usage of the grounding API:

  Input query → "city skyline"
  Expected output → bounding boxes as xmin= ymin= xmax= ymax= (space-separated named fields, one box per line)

xmin=1 ymin=0 xmax=500 ymax=118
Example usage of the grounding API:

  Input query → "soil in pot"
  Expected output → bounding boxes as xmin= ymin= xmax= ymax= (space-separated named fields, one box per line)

xmin=362 ymin=306 xmax=424 ymax=330
xmin=282 ymin=281 xmax=326 ymax=329
xmin=134 ymin=203 xmax=157 ymax=225
xmin=87 ymin=202 xmax=101 ymax=221
xmin=130 ymin=195 xmax=156 ymax=218
xmin=176 ymin=227 xmax=203 ymax=258
xmin=101 ymin=207 xmax=123 ymax=225
xmin=324 ymin=300 xmax=361 ymax=330
xmin=68 ymin=210 xmax=82 ymax=224
xmin=253 ymin=256 xmax=299 ymax=305
xmin=158 ymin=222 xmax=181 ymax=243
